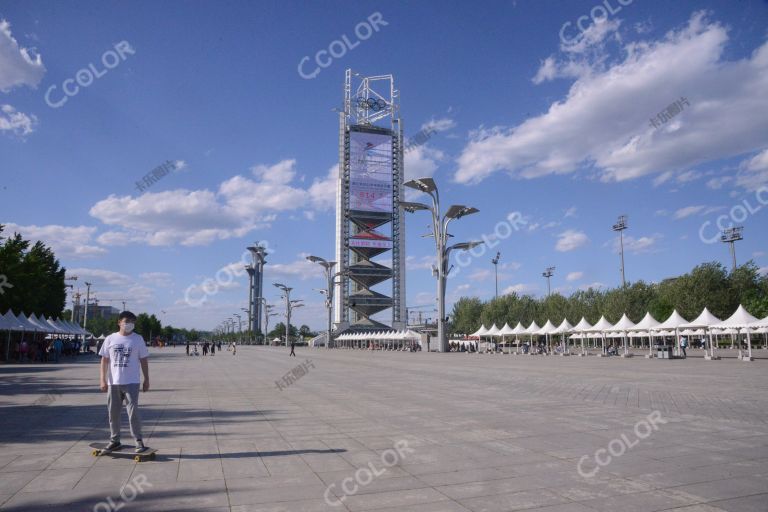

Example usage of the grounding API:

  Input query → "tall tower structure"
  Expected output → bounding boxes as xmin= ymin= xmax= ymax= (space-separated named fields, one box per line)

xmin=335 ymin=69 xmax=406 ymax=332
xmin=247 ymin=242 xmax=267 ymax=335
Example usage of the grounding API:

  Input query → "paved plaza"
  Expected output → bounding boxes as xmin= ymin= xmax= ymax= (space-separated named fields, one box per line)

xmin=1 ymin=347 xmax=767 ymax=512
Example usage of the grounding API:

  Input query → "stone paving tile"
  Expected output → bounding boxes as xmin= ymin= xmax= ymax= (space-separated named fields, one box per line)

xmin=1 ymin=347 xmax=768 ymax=511
xmin=457 ymin=488 xmax=570 ymax=511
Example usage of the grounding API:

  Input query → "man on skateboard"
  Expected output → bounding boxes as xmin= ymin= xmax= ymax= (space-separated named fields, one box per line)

xmin=99 ymin=311 xmax=150 ymax=453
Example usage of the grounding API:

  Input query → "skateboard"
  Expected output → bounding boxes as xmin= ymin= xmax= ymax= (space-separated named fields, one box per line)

xmin=89 ymin=442 xmax=157 ymax=462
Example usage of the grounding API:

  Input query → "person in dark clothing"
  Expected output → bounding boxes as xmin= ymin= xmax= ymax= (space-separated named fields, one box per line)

xmin=290 ymin=339 xmax=296 ymax=357
xmin=210 ymin=342 xmax=215 ymax=356
xmin=185 ymin=342 xmax=190 ymax=356
xmin=202 ymin=342 xmax=208 ymax=356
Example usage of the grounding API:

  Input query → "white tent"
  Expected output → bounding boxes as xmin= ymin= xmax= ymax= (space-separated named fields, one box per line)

xmin=585 ymin=316 xmax=614 ymax=355
xmin=571 ymin=317 xmax=594 ymax=355
xmin=535 ymin=320 xmax=557 ymax=335
xmin=652 ymin=310 xmax=690 ymax=358
xmin=712 ymin=305 xmax=759 ymax=360
xmin=749 ymin=315 xmax=768 ymax=328
xmin=469 ymin=325 xmax=488 ymax=337
xmin=552 ymin=319 xmax=574 ymax=354
xmin=608 ymin=314 xmax=636 ymax=356
xmin=680 ymin=307 xmax=722 ymax=359
xmin=572 ymin=317 xmax=594 ymax=332
xmin=524 ymin=320 xmax=541 ymax=334
xmin=510 ymin=322 xmax=526 ymax=335
xmin=630 ymin=312 xmax=661 ymax=357
xmin=499 ymin=322 xmax=515 ymax=335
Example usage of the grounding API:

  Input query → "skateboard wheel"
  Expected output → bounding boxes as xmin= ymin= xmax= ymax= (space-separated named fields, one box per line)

xmin=92 ymin=450 xmax=98 ymax=456
xmin=134 ymin=456 xmax=141 ymax=462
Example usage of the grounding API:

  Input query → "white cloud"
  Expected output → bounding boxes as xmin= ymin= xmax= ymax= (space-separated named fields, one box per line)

xmin=566 ymin=271 xmax=584 ymax=282
xmin=406 ymin=255 xmax=435 ymax=271
xmin=502 ymin=283 xmax=537 ymax=295
xmin=454 ymin=12 xmax=768 ymax=185
xmin=0 ymin=104 xmax=37 ymax=136
xmin=139 ymin=272 xmax=173 ymax=287
xmin=579 ymin=282 xmax=606 ymax=290
xmin=307 ymin=164 xmax=338 ymax=211
xmin=90 ymin=159 xmax=320 ymax=247
xmin=706 ymin=176 xmax=733 ymax=189
xmin=556 ymin=230 xmax=588 ymax=252
xmin=673 ymin=205 xmax=705 ymax=219
xmin=65 ymin=268 xmax=133 ymax=287
xmin=0 ymin=19 xmax=45 ymax=92
xmin=564 ymin=207 xmax=577 ymax=218
xmin=736 ymin=148 xmax=768 ymax=191
xmin=2 ymin=222 xmax=106 ymax=258
xmin=613 ymin=234 xmax=661 ymax=254
xmin=269 ymin=254 xmax=324 ymax=280
xmin=421 ymin=117 xmax=456 ymax=133
xmin=758 ymin=266 xmax=767 ymax=276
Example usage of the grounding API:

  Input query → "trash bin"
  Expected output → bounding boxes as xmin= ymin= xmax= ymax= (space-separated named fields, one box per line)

xmin=655 ymin=344 xmax=673 ymax=359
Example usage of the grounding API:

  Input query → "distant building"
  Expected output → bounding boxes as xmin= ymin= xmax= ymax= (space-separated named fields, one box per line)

xmin=73 ymin=304 xmax=119 ymax=324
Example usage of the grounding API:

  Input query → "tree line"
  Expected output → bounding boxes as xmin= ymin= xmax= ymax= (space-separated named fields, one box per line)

xmin=0 ymin=225 xmax=67 ymax=318
xmin=1 ymin=225 xmax=203 ymax=340
xmin=450 ymin=262 xmax=768 ymax=335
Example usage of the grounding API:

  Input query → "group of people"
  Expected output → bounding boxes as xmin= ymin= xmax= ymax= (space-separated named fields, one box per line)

xmin=11 ymin=337 xmax=81 ymax=363
xmin=185 ymin=340 xmax=237 ymax=356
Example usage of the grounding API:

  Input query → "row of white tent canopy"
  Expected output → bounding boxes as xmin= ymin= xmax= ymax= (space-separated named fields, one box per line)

xmin=335 ymin=330 xmax=423 ymax=342
xmin=469 ymin=305 xmax=768 ymax=359
xmin=0 ymin=310 xmax=91 ymax=336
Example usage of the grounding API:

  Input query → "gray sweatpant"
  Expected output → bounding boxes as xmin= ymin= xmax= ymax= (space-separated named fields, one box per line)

xmin=107 ymin=383 xmax=142 ymax=443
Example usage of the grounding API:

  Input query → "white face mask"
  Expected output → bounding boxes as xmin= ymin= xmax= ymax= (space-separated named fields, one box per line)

xmin=123 ymin=323 xmax=135 ymax=334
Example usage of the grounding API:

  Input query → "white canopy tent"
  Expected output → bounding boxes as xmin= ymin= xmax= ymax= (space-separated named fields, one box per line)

xmin=711 ymin=305 xmax=759 ymax=360
xmin=571 ymin=317 xmax=594 ymax=355
xmin=652 ymin=310 xmax=690 ymax=357
xmin=630 ymin=312 xmax=661 ymax=357
xmin=552 ymin=318 xmax=574 ymax=354
xmin=680 ymin=307 xmax=722 ymax=360
xmin=607 ymin=314 xmax=636 ymax=357
xmin=585 ymin=316 xmax=614 ymax=355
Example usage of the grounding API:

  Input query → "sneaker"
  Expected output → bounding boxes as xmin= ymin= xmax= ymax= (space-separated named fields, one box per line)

xmin=105 ymin=440 xmax=122 ymax=451
xmin=135 ymin=440 xmax=148 ymax=453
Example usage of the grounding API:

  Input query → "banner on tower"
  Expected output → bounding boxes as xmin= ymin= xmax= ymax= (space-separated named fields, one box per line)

xmin=349 ymin=130 xmax=393 ymax=213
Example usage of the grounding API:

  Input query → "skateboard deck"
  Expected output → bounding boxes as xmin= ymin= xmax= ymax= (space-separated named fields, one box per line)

xmin=89 ymin=442 xmax=157 ymax=461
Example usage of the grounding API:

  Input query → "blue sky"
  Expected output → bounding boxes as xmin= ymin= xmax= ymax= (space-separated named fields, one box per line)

xmin=1 ymin=0 xmax=767 ymax=331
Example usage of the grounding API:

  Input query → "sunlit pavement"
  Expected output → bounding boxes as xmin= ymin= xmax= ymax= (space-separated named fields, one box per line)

xmin=1 ymin=347 xmax=767 ymax=512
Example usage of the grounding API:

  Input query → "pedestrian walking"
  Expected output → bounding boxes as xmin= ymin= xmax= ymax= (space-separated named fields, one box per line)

xmin=680 ymin=336 xmax=688 ymax=358
xmin=98 ymin=311 xmax=150 ymax=453
xmin=185 ymin=341 xmax=190 ymax=356
xmin=290 ymin=339 xmax=296 ymax=357
xmin=211 ymin=342 xmax=215 ymax=356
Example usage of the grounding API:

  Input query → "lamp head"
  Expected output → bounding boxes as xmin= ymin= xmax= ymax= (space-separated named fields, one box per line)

xmin=404 ymin=177 xmax=437 ymax=193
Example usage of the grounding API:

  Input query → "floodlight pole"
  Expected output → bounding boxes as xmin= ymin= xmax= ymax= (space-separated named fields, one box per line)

xmin=612 ymin=215 xmax=628 ymax=288
xmin=542 ymin=267 xmax=555 ymax=296
xmin=721 ymin=227 xmax=743 ymax=273
xmin=491 ymin=252 xmax=500 ymax=299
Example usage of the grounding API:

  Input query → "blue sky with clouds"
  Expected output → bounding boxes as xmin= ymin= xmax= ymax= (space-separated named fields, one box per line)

xmin=1 ymin=0 xmax=767 ymax=331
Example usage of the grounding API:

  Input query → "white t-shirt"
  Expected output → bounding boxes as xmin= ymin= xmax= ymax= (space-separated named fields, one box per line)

xmin=99 ymin=332 xmax=149 ymax=385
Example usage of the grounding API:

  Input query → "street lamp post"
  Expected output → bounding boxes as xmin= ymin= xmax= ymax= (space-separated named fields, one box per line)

xmin=274 ymin=284 xmax=303 ymax=348
xmin=234 ymin=314 xmax=243 ymax=343
xmin=240 ymin=307 xmax=251 ymax=343
xmin=400 ymin=178 xmax=482 ymax=353
xmin=83 ymin=282 xmax=93 ymax=330
xmin=491 ymin=252 xmax=501 ymax=299
xmin=307 ymin=256 xmax=349 ymax=349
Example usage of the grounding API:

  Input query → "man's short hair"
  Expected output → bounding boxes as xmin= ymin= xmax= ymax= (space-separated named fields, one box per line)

xmin=118 ymin=311 xmax=137 ymax=322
